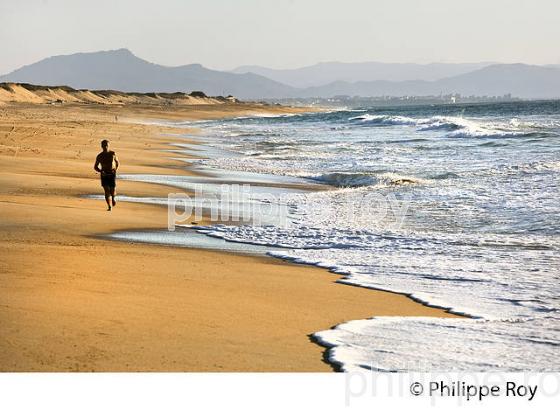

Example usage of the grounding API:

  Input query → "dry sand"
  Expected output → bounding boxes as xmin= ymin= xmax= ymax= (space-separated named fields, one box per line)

xmin=0 ymin=102 xmax=460 ymax=372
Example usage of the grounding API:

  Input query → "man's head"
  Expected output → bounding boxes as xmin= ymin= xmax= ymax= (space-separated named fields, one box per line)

xmin=101 ymin=139 xmax=109 ymax=151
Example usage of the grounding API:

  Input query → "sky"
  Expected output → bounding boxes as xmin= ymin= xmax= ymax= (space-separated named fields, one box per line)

xmin=1 ymin=0 xmax=559 ymax=75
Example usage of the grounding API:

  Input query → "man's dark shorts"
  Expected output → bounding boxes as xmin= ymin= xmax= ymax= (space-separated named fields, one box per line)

xmin=100 ymin=172 xmax=116 ymax=189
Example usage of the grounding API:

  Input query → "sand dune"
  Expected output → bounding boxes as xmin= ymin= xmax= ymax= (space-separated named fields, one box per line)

xmin=0 ymin=83 xmax=238 ymax=106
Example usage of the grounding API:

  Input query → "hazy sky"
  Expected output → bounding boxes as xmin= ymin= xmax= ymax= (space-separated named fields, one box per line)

xmin=1 ymin=0 xmax=559 ymax=74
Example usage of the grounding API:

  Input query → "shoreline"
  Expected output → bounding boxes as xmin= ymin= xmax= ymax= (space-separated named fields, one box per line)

xmin=105 ymin=126 xmax=474 ymax=314
xmin=0 ymin=102 xmax=460 ymax=371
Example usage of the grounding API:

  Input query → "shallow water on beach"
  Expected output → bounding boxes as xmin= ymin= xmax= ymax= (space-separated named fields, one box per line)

xmin=189 ymin=101 xmax=560 ymax=371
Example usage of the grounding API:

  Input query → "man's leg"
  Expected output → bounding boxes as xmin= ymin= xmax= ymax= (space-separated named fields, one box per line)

xmin=110 ymin=187 xmax=116 ymax=207
xmin=103 ymin=186 xmax=112 ymax=210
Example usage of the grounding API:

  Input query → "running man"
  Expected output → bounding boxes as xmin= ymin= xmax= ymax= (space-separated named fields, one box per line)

xmin=94 ymin=139 xmax=119 ymax=211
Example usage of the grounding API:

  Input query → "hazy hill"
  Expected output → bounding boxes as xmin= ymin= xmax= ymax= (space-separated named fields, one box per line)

xmin=231 ymin=61 xmax=493 ymax=88
xmin=301 ymin=64 xmax=560 ymax=99
xmin=0 ymin=49 xmax=295 ymax=100
xmin=435 ymin=64 xmax=560 ymax=98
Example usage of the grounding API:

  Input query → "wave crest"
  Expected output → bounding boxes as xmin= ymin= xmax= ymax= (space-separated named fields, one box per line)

xmin=349 ymin=114 xmax=419 ymax=126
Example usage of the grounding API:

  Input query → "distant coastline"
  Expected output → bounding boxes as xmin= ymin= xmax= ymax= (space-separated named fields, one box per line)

xmin=265 ymin=94 xmax=525 ymax=108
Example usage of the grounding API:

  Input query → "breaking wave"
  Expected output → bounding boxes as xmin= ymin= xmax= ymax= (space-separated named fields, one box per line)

xmin=349 ymin=114 xmax=557 ymax=139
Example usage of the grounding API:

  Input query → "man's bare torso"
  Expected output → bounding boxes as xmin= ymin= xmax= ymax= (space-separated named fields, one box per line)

xmin=96 ymin=151 xmax=117 ymax=174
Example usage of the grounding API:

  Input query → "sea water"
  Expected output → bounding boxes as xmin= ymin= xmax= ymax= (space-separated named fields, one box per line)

xmin=187 ymin=101 xmax=560 ymax=371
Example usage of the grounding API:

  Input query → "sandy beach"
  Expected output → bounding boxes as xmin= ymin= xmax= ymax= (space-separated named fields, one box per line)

xmin=0 ymin=102 xmax=459 ymax=372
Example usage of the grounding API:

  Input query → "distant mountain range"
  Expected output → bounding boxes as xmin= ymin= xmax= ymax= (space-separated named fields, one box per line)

xmin=231 ymin=61 xmax=494 ymax=88
xmin=1 ymin=49 xmax=560 ymax=99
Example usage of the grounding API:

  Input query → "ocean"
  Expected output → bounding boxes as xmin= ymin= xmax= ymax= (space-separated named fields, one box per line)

xmin=122 ymin=100 xmax=560 ymax=372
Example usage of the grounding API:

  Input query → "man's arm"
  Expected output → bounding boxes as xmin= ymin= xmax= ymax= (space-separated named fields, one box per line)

xmin=114 ymin=154 xmax=119 ymax=172
xmin=94 ymin=155 xmax=101 ymax=173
